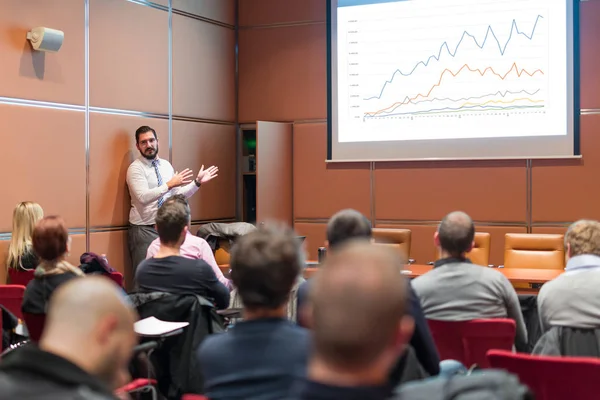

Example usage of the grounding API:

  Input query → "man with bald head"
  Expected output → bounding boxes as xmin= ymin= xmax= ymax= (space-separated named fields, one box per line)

xmin=412 ymin=211 xmax=527 ymax=349
xmin=0 ymin=276 xmax=138 ymax=399
xmin=293 ymin=241 xmax=414 ymax=399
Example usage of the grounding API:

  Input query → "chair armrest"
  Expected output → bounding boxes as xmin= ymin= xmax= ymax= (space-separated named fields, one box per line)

xmin=497 ymin=265 xmax=504 ymax=269
xmin=426 ymin=261 xmax=434 ymax=266
xmin=408 ymin=258 xmax=415 ymax=265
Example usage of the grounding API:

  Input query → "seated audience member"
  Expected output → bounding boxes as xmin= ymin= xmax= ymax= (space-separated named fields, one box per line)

xmin=145 ymin=195 xmax=231 ymax=289
xmin=297 ymin=209 xmax=441 ymax=377
xmin=293 ymin=242 xmax=414 ymax=400
xmin=135 ymin=196 xmax=229 ymax=309
xmin=22 ymin=216 xmax=84 ymax=315
xmin=198 ymin=224 xmax=310 ymax=400
xmin=412 ymin=211 xmax=527 ymax=350
xmin=0 ymin=276 xmax=138 ymax=399
xmin=537 ymin=219 xmax=600 ymax=333
xmin=6 ymin=201 xmax=44 ymax=272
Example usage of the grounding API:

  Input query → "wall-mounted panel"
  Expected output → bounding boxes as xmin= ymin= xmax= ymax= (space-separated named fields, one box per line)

xmin=531 ymin=226 xmax=568 ymax=235
xmin=294 ymin=222 xmax=327 ymax=261
xmin=89 ymin=0 xmax=168 ymax=113
xmin=238 ymin=24 xmax=326 ymax=122
xmin=172 ymin=121 xmax=236 ymax=220
xmin=89 ymin=113 xmax=169 ymax=227
xmin=0 ymin=0 xmax=85 ymax=105
xmin=580 ymin=1 xmax=600 ymax=110
xmin=239 ymin=0 xmax=326 ymax=26
xmin=89 ymin=230 xmax=132 ymax=288
xmin=173 ymin=0 xmax=235 ymax=25
xmin=374 ymin=160 xmax=527 ymax=222
xmin=293 ymin=123 xmax=371 ymax=219
xmin=532 ymin=115 xmax=600 ymax=223
xmin=0 ymin=104 xmax=85 ymax=231
xmin=172 ymin=15 xmax=235 ymax=121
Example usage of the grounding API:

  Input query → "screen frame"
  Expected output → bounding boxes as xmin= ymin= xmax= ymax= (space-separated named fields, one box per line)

xmin=326 ymin=0 xmax=581 ymax=162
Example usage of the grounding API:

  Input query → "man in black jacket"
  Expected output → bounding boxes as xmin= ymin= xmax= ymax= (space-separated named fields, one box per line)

xmin=297 ymin=209 xmax=440 ymax=377
xmin=0 ymin=276 xmax=138 ymax=400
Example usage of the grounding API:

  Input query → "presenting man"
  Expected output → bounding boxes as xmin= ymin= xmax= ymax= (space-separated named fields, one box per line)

xmin=126 ymin=125 xmax=218 ymax=271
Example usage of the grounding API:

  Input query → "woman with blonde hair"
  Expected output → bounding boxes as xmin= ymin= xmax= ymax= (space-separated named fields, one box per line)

xmin=21 ymin=216 xmax=84 ymax=315
xmin=6 ymin=201 xmax=44 ymax=271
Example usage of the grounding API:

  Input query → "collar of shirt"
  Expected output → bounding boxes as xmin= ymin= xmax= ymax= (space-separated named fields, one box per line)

xmin=433 ymin=257 xmax=472 ymax=268
xmin=565 ymin=254 xmax=600 ymax=273
xmin=293 ymin=379 xmax=392 ymax=400
xmin=139 ymin=156 xmax=160 ymax=167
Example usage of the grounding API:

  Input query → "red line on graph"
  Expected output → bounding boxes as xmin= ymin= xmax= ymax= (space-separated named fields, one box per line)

xmin=364 ymin=62 xmax=545 ymax=117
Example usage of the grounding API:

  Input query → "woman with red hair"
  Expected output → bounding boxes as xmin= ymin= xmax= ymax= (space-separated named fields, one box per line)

xmin=22 ymin=216 xmax=84 ymax=315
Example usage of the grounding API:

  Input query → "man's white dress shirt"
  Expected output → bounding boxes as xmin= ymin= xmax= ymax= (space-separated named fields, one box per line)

xmin=126 ymin=157 xmax=199 ymax=225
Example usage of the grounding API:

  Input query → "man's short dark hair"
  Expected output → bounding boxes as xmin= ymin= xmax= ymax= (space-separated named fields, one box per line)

xmin=155 ymin=195 xmax=190 ymax=245
xmin=438 ymin=211 xmax=475 ymax=257
xmin=230 ymin=224 xmax=303 ymax=311
xmin=327 ymin=209 xmax=372 ymax=250
xmin=135 ymin=126 xmax=157 ymax=144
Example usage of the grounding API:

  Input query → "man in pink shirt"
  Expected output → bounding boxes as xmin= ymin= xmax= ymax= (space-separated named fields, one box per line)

xmin=146 ymin=196 xmax=231 ymax=290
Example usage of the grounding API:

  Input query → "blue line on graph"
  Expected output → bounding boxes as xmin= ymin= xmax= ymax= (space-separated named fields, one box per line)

xmin=371 ymin=89 xmax=541 ymax=116
xmin=363 ymin=15 xmax=544 ymax=101
xmin=364 ymin=104 xmax=543 ymax=118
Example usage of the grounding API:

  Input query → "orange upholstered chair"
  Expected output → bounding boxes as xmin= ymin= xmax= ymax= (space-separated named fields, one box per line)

xmin=372 ymin=228 xmax=412 ymax=262
xmin=503 ymin=233 xmax=565 ymax=270
xmin=435 ymin=232 xmax=491 ymax=266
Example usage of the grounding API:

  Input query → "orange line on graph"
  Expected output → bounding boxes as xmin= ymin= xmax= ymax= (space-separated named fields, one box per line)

xmin=460 ymin=97 xmax=544 ymax=108
xmin=364 ymin=63 xmax=545 ymax=117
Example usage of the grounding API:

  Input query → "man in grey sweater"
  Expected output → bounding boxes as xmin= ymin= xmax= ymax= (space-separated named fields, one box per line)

xmin=412 ymin=211 xmax=527 ymax=350
xmin=537 ymin=219 xmax=600 ymax=333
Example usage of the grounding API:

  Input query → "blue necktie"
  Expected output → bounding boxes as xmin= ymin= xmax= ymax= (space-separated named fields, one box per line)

xmin=152 ymin=160 xmax=165 ymax=208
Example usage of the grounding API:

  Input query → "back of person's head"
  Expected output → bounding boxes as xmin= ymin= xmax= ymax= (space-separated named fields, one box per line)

xmin=156 ymin=195 xmax=191 ymax=246
xmin=564 ymin=219 xmax=600 ymax=258
xmin=41 ymin=276 xmax=138 ymax=389
xmin=436 ymin=211 xmax=475 ymax=257
xmin=230 ymin=223 xmax=304 ymax=311
xmin=310 ymin=241 xmax=413 ymax=375
xmin=7 ymin=201 xmax=44 ymax=268
xmin=326 ymin=209 xmax=372 ymax=250
xmin=32 ymin=216 xmax=69 ymax=263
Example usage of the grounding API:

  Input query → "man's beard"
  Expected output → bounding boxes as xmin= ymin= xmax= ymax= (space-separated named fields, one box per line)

xmin=140 ymin=145 xmax=158 ymax=160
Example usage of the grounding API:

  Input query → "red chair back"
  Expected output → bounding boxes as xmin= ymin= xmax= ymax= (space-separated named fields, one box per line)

xmin=7 ymin=269 xmax=35 ymax=287
xmin=0 ymin=285 xmax=26 ymax=320
xmin=182 ymin=395 xmax=209 ymax=400
xmin=23 ymin=313 xmax=46 ymax=342
xmin=427 ymin=319 xmax=516 ymax=368
xmin=488 ymin=349 xmax=600 ymax=400
xmin=107 ymin=272 xmax=124 ymax=288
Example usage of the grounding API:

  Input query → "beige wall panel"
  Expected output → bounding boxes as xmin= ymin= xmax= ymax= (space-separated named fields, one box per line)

xmin=89 ymin=113 xmax=169 ymax=227
xmin=0 ymin=0 xmax=85 ymax=105
xmin=67 ymin=233 xmax=87 ymax=267
xmin=173 ymin=0 xmax=235 ymax=25
xmin=172 ymin=121 xmax=236 ymax=220
xmin=172 ymin=15 xmax=235 ymax=120
xmin=238 ymin=24 xmax=327 ymax=122
xmin=239 ymin=0 xmax=326 ymax=26
xmin=89 ymin=0 xmax=168 ymax=113
xmin=0 ymin=104 xmax=85 ymax=231
xmin=89 ymin=230 xmax=132 ymax=288
xmin=293 ymin=123 xmax=371 ymax=219
xmin=531 ymin=226 xmax=568 ymax=235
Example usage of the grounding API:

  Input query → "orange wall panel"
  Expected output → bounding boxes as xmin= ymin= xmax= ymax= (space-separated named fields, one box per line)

xmin=476 ymin=225 xmax=527 ymax=267
xmin=89 ymin=0 xmax=168 ymax=113
xmin=0 ymin=0 xmax=85 ymax=105
xmin=89 ymin=230 xmax=132 ymax=288
xmin=172 ymin=121 xmax=236 ymax=221
xmin=294 ymin=222 xmax=327 ymax=261
xmin=293 ymin=123 xmax=371 ymax=219
xmin=239 ymin=0 xmax=326 ymax=26
xmin=238 ymin=24 xmax=327 ymax=122
xmin=172 ymin=16 xmax=235 ymax=120
xmin=0 ymin=104 xmax=85 ymax=231
xmin=532 ymin=115 xmax=600 ymax=223
xmin=531 ymin=226 xmax=569 ymax=235
xmin=580 ymin=1 xmax=600 ymax=109
xmin=374 ymin=160 xmax=527 ymax=222
xmin=89 ymin=114 xmax=169 ymax=227
xmin=173 ymin=0 xmax=235 ymax=25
